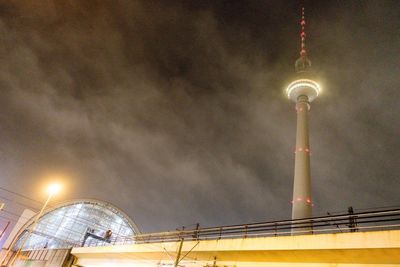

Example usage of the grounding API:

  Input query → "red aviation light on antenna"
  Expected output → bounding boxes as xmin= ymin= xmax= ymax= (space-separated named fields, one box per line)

xmin=299 ymin=7 xmax=307 ymax=57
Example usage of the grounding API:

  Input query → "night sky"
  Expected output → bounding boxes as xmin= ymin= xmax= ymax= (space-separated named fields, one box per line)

xmin=0 ymin=0 xmax=399 ymax=235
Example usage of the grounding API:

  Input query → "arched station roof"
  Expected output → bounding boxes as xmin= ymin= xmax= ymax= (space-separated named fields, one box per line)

xmin=13 ymin=199 xmax=140 ymax=250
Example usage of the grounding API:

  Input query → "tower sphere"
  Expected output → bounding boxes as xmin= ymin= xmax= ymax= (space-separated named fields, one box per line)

xmin=295 ymin=56 xmax=312 ymax=73
xmin=286 ymin=78 xmax=321 ymax=103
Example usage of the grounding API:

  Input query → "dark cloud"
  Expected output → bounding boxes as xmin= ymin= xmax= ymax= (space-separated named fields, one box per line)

xmin=0 ymin=0 xmax=399 ymax=234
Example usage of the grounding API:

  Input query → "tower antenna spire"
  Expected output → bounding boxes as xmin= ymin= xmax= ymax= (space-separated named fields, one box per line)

xmin=300 ymin=7 xmax=307 ymax=57
xmin=294 ymin=6 xmax=311 ymax=73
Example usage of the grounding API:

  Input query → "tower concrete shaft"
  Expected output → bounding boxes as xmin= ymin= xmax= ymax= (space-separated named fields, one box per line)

xmin=292 ymin=95 xmax=312 ymax=220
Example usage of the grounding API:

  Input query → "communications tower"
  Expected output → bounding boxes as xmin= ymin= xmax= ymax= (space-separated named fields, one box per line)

xmin=286 ymin=8 xmax=321 ymax=221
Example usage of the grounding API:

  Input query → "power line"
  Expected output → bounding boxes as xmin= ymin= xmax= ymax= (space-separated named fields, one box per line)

xmin=0 ymin=195 xmax=40 ymax=212
xmin=0 ymin=186 xmax=43 ymax=206
xmin=1 ymin=209 xmax=34 ymax=220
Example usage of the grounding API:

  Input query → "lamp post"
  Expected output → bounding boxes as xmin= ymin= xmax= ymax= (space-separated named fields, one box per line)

xmin=8 ymin=183 xmax=61 ymax=266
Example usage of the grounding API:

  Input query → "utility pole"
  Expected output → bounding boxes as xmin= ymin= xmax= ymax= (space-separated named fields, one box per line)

xmin=174 ymin=238 xmax=184 ymax=267
xmin=213 ymin=256 xmax=217 ymax=267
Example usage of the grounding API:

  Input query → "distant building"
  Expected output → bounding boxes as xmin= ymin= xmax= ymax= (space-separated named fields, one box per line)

xmin=0 ymin=209 xmax=36 ymax=261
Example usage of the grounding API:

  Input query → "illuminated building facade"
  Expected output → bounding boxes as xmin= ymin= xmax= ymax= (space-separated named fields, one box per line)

xmin=10 ymin=199 xmax=139 ymax=251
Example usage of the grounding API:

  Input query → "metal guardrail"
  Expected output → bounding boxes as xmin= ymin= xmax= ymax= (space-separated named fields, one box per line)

xmin=83 ymin=207 xmax=400 ymax=247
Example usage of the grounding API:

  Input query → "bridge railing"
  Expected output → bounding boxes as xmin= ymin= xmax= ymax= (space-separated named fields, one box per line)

xmin=83 ymin=207 xmax=400 ymax=246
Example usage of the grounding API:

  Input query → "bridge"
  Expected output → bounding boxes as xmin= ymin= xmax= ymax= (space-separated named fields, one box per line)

xmin=69 ymin=208 xmax=400 ymax=266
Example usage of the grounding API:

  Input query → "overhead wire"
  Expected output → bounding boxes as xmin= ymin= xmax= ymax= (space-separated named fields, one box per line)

xmin=0 ymin=195 xmax=40 ymax=212
xmin=0 ymin=186 xmax=44 ymax=206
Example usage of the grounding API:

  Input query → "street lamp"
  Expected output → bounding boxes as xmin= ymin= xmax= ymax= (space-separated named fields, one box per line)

xmin=47 ymin=183 xmax=61 ymax=196
xmin=8 ymin=183 xmax=62 ymax=266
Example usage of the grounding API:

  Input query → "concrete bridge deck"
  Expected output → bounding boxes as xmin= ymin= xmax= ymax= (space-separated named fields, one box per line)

xmin=71 ymin=229 xmax=400 ymax=266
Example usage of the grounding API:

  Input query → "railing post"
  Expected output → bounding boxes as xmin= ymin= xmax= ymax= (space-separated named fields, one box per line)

xmin=310 ymin=219 xmax=314 ymax=234
xmin=192 ymin=223 xmax=200 ymax=241
xmin=110 ymin=208 xmax=400 ymax=247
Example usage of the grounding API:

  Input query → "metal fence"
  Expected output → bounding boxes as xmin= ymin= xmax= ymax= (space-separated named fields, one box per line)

xmin=83 ymin=207 xmax=400 ymax=247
